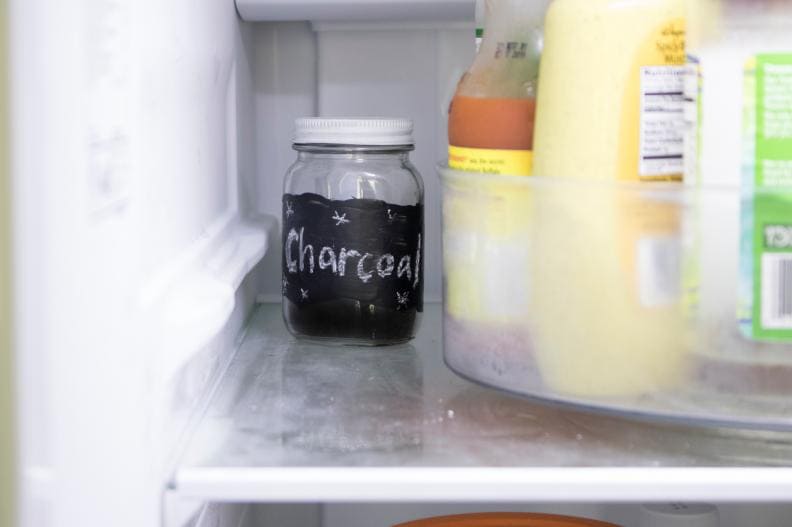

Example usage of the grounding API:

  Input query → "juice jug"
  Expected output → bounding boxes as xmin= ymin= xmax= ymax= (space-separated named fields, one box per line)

xmin=448 ymin=0 xmax=551 ymax=176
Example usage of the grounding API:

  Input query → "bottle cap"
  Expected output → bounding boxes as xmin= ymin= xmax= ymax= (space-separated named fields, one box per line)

xmin=294 ymin=118 xmax=414 ymax=146
xmin=639 ymin=504 xmax=719 ymax=527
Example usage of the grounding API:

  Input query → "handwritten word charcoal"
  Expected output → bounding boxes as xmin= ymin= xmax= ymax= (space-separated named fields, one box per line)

xmin=284 ymin=228 xmax=421 ymax=287
xmin=282 ymin=193 xmax=423 ymax=313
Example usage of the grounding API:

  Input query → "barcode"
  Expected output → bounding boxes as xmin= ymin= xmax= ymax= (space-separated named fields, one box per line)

xmin=761 ymin=253 xmax=792 ymax=329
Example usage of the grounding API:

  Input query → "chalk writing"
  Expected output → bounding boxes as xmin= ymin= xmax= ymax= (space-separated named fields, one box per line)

xmin=282 ymin=193 xmax=423 ymax=312
xmin=332 ymin=211 xmax=350 ymax=225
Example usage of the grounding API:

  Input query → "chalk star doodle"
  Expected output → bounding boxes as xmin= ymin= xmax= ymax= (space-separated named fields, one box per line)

xmin=396 ymin=291 xmax=409 ymax=309
xmin=285 ymin=201 xmax=294 ymax=217
xmin=300 ymin=288 xmax=309 ymax=301
xmin=331 ymin=211 xmax=350 ymax=226
xmin=282 ymin=277 xmax=289 ymax=294
xmin=387 ymin=209 xmax=396 ymax=222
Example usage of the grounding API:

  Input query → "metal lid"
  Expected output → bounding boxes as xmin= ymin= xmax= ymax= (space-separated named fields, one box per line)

xmin=293 ymin=118 xmax=414 ymax=146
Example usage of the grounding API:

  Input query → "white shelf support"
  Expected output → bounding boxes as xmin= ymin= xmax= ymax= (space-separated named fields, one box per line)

xmin=139 ymin=213 xmax=273 ymax=388
xmin=236 ymin=0 xmax=475 ymax=24
xmin=174 ymin=467 xmax=792 ymax=503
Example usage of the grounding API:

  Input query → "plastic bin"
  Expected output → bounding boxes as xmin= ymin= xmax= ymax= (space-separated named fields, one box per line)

xmin=439 ymin=166 xmax=792 ymax=431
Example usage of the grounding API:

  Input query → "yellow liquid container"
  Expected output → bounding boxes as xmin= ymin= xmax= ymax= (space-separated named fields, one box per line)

xmin=523 ymin=0 xmax=689 ymax=399
xmin=533 ymin=0 xmax=687 ymax=182
xmin=441 ymin=168 xmax=688 ymax=400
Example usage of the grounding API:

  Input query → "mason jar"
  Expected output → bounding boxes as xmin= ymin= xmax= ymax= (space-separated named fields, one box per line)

xmin=282 ymin=118 xmax=424 ymax=346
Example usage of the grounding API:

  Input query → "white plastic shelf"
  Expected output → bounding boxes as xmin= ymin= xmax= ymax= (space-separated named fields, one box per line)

xmin=170 ymin=303 xmax=792 ymax=502
xmin=236 ymin=0 xmax=474 ymax=24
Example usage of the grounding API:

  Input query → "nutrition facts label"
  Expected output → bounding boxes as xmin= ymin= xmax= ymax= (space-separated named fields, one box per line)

xmin=639 ymin=65 xmax=686 ymax=178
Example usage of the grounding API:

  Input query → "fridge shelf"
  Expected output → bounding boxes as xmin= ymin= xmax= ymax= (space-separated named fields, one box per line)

xmin=170 ymin=303 xmax=792 ymax=503
xmin=235 ymin=0 xmax=474 ymax=24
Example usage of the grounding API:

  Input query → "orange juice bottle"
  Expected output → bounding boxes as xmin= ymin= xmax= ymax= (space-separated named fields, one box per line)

xmin=448 ymin=0 xmax=551 ymax=176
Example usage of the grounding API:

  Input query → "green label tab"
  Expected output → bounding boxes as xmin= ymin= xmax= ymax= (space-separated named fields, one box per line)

xmin=743 ymin=54 xmax=792 ymax=340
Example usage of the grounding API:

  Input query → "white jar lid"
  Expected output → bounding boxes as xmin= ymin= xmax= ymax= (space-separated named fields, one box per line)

xmin=639 ymin=504 xmax=719 ymax=527
xmin=293 ymin=118 xmax=414 ymax=146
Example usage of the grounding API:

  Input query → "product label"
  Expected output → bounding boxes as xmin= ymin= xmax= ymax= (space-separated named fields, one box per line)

xmin=618 ymin=18 xmax=686 ymax=181
xmin=282 ymin=193 xmax=424 ymax=312
xmin=742 ymin=54 xmax=792 ymax=340
xmin=494 ymin=41 xmax=528 ymax=60
xmin=448 ymin=145 xmax=533 ymax=176
xmin=639 ymin=65 xmax=686 ymax=177
xmin=755 ymin=56 xmax=792 ymax=187
xmin=751 ymin=198 xmax=792 ymax=337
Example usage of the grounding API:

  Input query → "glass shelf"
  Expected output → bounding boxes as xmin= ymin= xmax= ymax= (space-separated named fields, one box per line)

xmin=171 ymin=303 xmax=792 ymax=503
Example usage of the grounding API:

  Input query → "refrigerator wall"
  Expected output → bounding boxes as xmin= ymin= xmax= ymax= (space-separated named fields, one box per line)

xmin=6 ymin=1 xmax=502 ymax=520
xmin=10 ymin=0 xmax=265 ymax=525
xmin=249 ymin=20 xmax=474 ymax=303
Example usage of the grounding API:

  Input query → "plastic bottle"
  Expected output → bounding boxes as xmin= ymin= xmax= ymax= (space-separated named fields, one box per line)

xmin=448 ymin=0 xmax=551 ymax=176
xmin=526 ymin=0 xmax=689 ymax=399
xmin=533 ymin=0 xmax=687 ymax=181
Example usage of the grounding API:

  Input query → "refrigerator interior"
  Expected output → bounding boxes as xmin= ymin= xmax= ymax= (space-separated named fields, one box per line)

xmin=8 ymin=1 xmax=479 ymax=525
xmin=7 ymin=0 xmax=792 ymax=526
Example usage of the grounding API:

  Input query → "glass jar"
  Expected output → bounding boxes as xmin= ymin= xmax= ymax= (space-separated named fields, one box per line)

xmin=282 ymin=118 xmax=424 ymax=346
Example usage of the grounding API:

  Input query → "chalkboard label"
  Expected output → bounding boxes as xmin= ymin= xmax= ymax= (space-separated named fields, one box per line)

xmin=282 ymin=193 xmax=424 ymax=312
